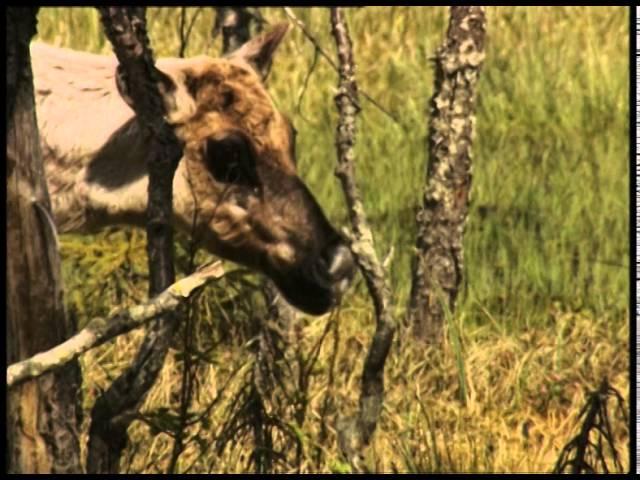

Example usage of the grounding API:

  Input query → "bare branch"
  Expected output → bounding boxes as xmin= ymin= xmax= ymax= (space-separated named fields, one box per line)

xmin=295 ymin=45 xmax=319 ymax=119
xmin=7 ymin=262 xmax=225 ymax=388
xmin=329 ymin=7 xmax=396 ymax=468
xmin=178 ymin=7 xmax=188 ymax=58
xmin=178 ymin=7 xmax=203 ymax=58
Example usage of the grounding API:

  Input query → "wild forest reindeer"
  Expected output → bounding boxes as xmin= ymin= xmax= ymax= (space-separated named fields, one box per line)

xmin=31 ymin=24 xmax=355 ymax=315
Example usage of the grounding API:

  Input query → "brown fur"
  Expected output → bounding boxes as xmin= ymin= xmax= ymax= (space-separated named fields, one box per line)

xmin=31 ymin=25 xmax=355 ymax=315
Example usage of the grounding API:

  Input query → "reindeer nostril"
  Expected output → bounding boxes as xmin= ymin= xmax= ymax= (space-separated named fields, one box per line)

xmin=327 ymin=243 xmax=355 ymax=281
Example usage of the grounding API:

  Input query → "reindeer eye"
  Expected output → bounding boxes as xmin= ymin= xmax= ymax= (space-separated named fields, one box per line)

xmin=204 ymin=134 xmax=258 ymax=187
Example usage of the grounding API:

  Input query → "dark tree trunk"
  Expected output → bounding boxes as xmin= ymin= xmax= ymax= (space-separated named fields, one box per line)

xmin=213 ymin=7 xmax=253 ymax=54
xmin=407 ymin=6 xmax=486 ymax=343
xmin=6 ymin=7 xmax=83 ymax=474
xmin=86 ymin=7 xmax=182 ymax=473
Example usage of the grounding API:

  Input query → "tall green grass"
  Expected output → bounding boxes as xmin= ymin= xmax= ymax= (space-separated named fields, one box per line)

xmin=36 ymin=6 xmax=628 ymax=331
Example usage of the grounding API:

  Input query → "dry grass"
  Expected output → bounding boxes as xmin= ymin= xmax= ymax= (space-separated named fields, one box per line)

xmin=72 ymin=269 xmax=628 ymax=472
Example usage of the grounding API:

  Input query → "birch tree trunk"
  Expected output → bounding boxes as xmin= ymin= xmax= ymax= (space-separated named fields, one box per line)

xmin=407 ymin=6 xmax=486 ymax=342
xmin=6 ymin=6 xmax=82 ymax=473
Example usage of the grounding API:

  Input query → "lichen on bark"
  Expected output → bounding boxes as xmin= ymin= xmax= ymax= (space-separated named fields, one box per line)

xmin=407 ymin=6 xmax=486 ymax=343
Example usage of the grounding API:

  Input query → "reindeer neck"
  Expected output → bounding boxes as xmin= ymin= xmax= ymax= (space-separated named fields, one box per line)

xmin=45 ymin=116 xmax=155 ymax=233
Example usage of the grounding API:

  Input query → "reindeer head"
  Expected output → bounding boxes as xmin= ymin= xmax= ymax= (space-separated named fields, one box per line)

xmin=115 ymin=24 xmax=356 ymax=315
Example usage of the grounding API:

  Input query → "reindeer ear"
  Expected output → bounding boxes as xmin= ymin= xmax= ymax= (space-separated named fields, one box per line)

xmin=116 ymin=64 xmax=196 ymax=124
xmin=227 ymin=22 xmax=289 ymax=80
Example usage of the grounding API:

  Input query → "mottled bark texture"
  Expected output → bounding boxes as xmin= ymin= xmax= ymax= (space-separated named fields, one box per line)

xmin=6 ymin=7 xmax=83 ymax=473
xmin=407 ymin=6 xmax=486 ymax=343
xmin=8 ymin=262 xmax=224 ymax=388
xmin=213 ymin=7 xmax=253 ymax=54
xmin=330 ymin=7 xmax=396 ymax=469
xmin=87 ymin=7 xmax=183 ymax=473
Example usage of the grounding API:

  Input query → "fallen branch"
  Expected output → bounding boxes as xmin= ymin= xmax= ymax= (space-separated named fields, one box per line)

xmin=7 ymin=262 xmax=224 ymax=388
xmin=329 ymin=7 xmax=396 ymax=469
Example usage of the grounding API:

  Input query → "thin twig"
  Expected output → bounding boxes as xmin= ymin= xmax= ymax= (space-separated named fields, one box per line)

xmin=185 ymin=9 xmax=203 ymax=50
xmin=295 ymin=45 xmax=319 ymax=120
xmin=178 ymin=8 xmax=187 ymax=57
xmin=166 ymin=158 xmax=209 ymax=472
xmin=178 ymin=7 xmax=203 ymax=58
xmin=178 ymin=7 xmax=202 ymax=58
xmin=283 ymin=7 xmax=404 ymax=128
